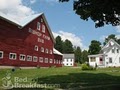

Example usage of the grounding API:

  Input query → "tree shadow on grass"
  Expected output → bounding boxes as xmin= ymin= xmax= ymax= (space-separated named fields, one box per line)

xmin=32 ymin=72 xmax=120 ymax=90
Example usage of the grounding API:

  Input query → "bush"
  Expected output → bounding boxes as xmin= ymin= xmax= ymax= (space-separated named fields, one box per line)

xmin=81 ymin=63 xmax=95 ymax=70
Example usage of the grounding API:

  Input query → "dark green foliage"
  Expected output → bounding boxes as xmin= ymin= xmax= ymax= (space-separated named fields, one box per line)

xmin=59 ymin=0 xmax=120 ymax=27
xmin=88 ymin=40 xmax=101 ymax=55
xmin=55 ymin=36 xmax=74 ymax=54
xmin=74 ymin=46 xmax=82 ymax=63
xmin=54 ymin=36 xmax=63 ymax=53
xmin=81 ymin=50 xmax=89 ymax=63
xmin=63 ymin=39 xmax=74 ymax=53
xmin=103 ymin=34 xmax=120 ymax=45
xmin=81 ymin=63 xmax=95 ymax=70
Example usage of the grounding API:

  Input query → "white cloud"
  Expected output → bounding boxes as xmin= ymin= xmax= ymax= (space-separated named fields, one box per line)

xmin=116 ymin=26 xmax=120 ymax=33
xmin=53 ymin=31 xmax=88 ymax=50
xmin=30 ymin=0 xmax=36 ymax=4
xmin=0 ymin=0 xmax=35 ymax=22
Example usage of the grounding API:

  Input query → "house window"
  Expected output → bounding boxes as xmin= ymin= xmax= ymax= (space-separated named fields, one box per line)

xmin=0 ymin=51 xmax=3 ymax=59
xmin=45 ymin=58 xmax=48 ymax=63
xmin=41 ymin=47 xmax=44 ymax=52
xmin=37 ymin=22 xmax=40 ymax=30
xmin=45 ymin=49 xmax=48 ymax=54
xmin=49 ymin=59 xmax=53 ymax=63
xmin=117 ymin=49 xmax=119 ymax=53
xmin=71 ymin=59 xmax=73 ymax=62
xmin=109 ymin=57 xmax=112 ymax=63
xmin=34 ymin=45 xmax=38 ymax=51
xmin=9 ymin=53 xmax=17 ymax=60
xmin=90 ymin=57 xmax=96 ymax=62
xmin=112 ymin=49 xmax=115 ymax=53
xmin=39 ymin=57 xmax=43 ymax=63
xmin=33 ymin=56 xmax=38 ymax=62
xmin=42 ymin=24 xmax=45 ymax=33
xmin=19 ymin=54 xmax=26 ymax=61
xmin=27 ymin=55 xmax=32 ymax=61
xmin=50 ymin=50 xmax=52 ymax=54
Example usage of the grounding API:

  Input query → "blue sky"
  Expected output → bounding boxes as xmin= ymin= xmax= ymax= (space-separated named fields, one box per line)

xmin=0 ymin=0 xmax=120 ymax=50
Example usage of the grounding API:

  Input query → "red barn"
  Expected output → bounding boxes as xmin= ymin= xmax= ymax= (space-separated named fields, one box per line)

xmin=0 ymin=13 xmax=62 ymax=67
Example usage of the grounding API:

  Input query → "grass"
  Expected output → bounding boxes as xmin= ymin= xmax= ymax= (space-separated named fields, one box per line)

xmin=0 ymin=67 xmax=120 ymax=90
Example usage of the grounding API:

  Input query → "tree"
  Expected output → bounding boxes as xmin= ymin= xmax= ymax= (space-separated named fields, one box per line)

xmin=63 ymin=39 xmax=73 ymax=53
xmin=74 ymin=46 xmax=82 ymax=63
xmin=81 ymin=50 xmax=88 ymax=63
xmin=59 ymin=0 xmax=120 ymax=27
xmin=54 ymin=36 xmax=63 ymax=53
xmin=103 ymin=34 xmax=117 ymax=45
xmin=88 ymin=40 xmax=101 ymax=55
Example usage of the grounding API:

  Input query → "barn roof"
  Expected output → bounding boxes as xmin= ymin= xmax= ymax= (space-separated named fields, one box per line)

xmin=53 ymin=48 xmax=63 ymax=56
xmin=0 ymin=12 xmax=55 ymax=43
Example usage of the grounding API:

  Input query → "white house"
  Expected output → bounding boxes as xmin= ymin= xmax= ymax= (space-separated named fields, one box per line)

xmin=88 ymin=39 xmax=120 ymax=68
xmin=62 ymin=54 xmax=75 ymax=66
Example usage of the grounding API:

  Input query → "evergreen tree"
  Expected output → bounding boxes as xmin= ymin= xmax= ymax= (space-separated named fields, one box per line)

xmin=54 ymin=36 xmax=63 ymax=53
xmin=74 ymin=46 xmax=81 ymax=63
xmin=81 ymin=50 xmax=88 ymax=63
xmin=63 ymin=39 xmax=73 ymax=53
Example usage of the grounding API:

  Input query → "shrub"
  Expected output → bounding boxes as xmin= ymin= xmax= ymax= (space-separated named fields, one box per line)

xmin=81 ymin=63 xmax=95 ymax=70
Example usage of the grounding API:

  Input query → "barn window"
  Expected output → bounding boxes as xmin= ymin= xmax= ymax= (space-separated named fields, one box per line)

xmin=41 ymin=47 xmax=44 ymax=52
xmin=109 ymin=57 xmax=112 ymax=63
xmin=49 ymin=59 xmax=53 ymax=63
xmin=50 ymin=50 xmax=52 ymax=54
xmin=39 ymin=57 xmax=43 ymax=62
xmin=41 ymin=18 xmax=43 ymax=22
xmin=28 ymin=28 xmax=32 ymax=33
xmin=45 ymin=48 xmax=48 ymax=53
xmin=19 ymin=54 xmax=26 ymax=61
xmin=42 ymin=24 xmax=45 ymax=33
xmin=37 ymin=22 xmax=40 ymax=30
xmin=34 ymin=45 xmax=38 ymax=51
xmin=0 ymin=51 xmax=3 ymax=59
xmin=27 ymin=55 xmax=32 ymax=61
xmin=33 ymin=56 xmax=38 ymax=62
xmin=45 ymin=58 xmax=48 ymax=63
xmin=9 ymin=53 xmax=17 ymax=60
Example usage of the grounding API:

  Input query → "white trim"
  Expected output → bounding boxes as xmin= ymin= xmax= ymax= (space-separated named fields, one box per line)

xmin=37 ymin=22 xmax=40 ymax=30
xmin=49 ymin=59 xmax=53 ymax=63
xmin=34 ymin=45 xmax=38 ymax=51
xmin=33 ymin=56 xmax=38 ymax=62
xmin=39 ymin=57 xmax=43 ymax=63
xmin=19 ymin=54 xmax=26 ymax=61
xmin=9 ymin=53 xmax=17 ymax=60
xmin=0 ymin=51 xmax=3 ymax=59
xmin=27 ymin=55 xmax=32 ymax=61
xmin=42 ymin=24 xmax=45 ymax=33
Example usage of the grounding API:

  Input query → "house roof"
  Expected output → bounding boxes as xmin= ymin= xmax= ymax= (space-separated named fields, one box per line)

xmin=53 ymin=48 xmax=63 ymax=56
xmin=63 ymin=54 xmax=75 ymax=58
xmin=0 ymin=12 xmax=55 ymax=43
xmin=100 ymin=39 xmax=120 ymax=54
xmin=88 ymin=54 xmax=104 ymax=57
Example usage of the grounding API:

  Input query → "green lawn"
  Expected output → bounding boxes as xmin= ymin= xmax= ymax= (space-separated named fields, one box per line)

xmin=0 ymin=67 xmax=120 ymax=90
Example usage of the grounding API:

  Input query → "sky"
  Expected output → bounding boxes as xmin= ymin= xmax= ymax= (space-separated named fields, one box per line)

xmin=0 ymin=0 xmax=120 ymax=50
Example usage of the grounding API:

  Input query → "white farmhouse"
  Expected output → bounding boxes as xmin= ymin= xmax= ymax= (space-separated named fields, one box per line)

xmin=88 ymin=39 xmax=120 ymax=68
xmin=63 ymin=54 xmax=75 ymax=66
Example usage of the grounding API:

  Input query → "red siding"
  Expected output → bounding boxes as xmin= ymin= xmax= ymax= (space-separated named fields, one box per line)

xmin=0 ymin=15 xmax=62 ymax=67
